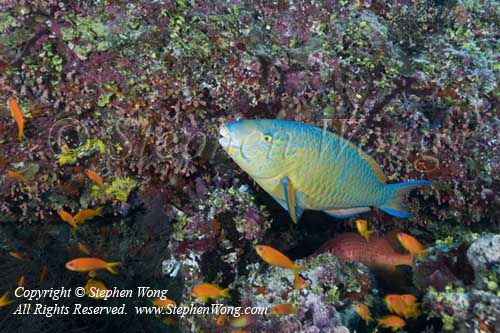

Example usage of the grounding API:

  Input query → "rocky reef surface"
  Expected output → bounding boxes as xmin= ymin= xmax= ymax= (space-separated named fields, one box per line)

xmin=0 ymin=0 xmax=498 ymax=332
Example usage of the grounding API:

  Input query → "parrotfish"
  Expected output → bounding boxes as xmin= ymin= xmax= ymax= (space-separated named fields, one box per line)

xmin=316 ymin=233 xmax=413 ymax=270
xmin=219 ymin=119 xmax=430 ymax=222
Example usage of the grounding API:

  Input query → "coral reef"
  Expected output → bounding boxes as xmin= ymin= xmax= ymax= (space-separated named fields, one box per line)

xmin=416 ymin=234 xmax=500 ymax=332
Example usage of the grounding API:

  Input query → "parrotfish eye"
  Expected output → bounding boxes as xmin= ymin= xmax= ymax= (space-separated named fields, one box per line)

xmin=263 ymin=135 xmax=272 ymax=142
xmin=69 ymin=263 xmax=75 ymax=267
xmin=257 ymin=246 xmax=263 ymax=252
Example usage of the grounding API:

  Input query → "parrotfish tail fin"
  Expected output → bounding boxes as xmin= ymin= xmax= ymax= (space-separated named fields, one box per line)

xmin=282 ymin=176 xmax=303 ymax=223
xmin=96 ymin=207 xmax=103 ymax=215
xmin=380 ymin=180 xmax=431 ymax=218
xmin=221 ymin=288 xmax=231 ymax=298
xmin=106 ymin=262 xmax=121 ymax=274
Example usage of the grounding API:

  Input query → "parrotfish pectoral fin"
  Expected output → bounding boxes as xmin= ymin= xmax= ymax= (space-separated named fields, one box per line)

xmin=324 ymin=207 xmax=371 ymax=218
xmin=282 ymin=176 xmax=303 ymax=223
xmin=380 ymin=180 xmax=432 ymax=218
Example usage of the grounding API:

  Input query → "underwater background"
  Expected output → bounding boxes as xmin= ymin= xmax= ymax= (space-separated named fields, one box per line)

xmin=0 ymin=0 xmax=499 ymax=332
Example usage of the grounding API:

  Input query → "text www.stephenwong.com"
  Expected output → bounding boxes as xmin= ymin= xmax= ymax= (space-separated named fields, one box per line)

xmin=134 ymin=303 xmax=269 ymax=318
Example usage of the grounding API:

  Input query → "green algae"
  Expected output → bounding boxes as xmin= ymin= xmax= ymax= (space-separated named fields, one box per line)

xmin=57 ymin=139 xmax=106 ymax=165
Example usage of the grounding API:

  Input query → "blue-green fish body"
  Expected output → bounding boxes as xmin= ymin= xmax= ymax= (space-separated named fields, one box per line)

xmin=219 ymin=119 xmax=430 ymax=222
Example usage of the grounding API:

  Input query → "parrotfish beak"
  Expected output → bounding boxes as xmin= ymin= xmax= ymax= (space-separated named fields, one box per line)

xmin=218 ymin=124 xmax=232 ymax=150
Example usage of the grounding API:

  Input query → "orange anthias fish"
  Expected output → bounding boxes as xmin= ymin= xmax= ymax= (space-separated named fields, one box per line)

xmin=58 ymin=209 xmax=78 ymax=229
xmin=73 ymin=208 xmax=102 ymax=224
xmin=84 ymin=279 xmax=108 ymax=299
xmin=377 ymin=315 xmax=406 ymax=331
xmin=397 ymin=232 xmax=425 ymax=257
xmin=5 ymin=169 xmax=27 ymax=183
xmin=401 ymin=294 xmax=420 ymax=318
xmin=85 ymin=169 xmax=104 ymax=188
xmin=8 ymin=251 xmax=26 ymax=261
xmin=316 ymin=233 xmax=414 ymax=271
xmin=255 ymin=245 xmax=304 ymax=273
xmin=229 ymin=314 xmax=255 ymax=328
xmin=152 ymin=297 xmax=176 ymax=309
xmin=355 ymin=303 xmax=373 ymax=325
xmin=215 ymin=314 xmax=226 ymax=327
xmin=0 ymin=291 xmax=14 ymax=308
xmin=385 ymin=294 xmax=419 ymax=319
xmin=293 ymin=274 xmax=308 ymax=289
xmin=385 ymin=294 xmax=407 ymax=317
xmin=191 ymin=283 xmax=230 ymax=302
xmin=17 ymin=276 xmax=25 ymax=288
xmin=271 ymin=303 xmax=297 ymax=316
xmin=8 ymin=96 xmax=25 ymax=140
xmin=78 ymin=242 xmax=92 ymax=256
xmin=65 ymin=258 xmax=120 ymax=274
xmin=356 ymin=219 xmax=374 ymax=241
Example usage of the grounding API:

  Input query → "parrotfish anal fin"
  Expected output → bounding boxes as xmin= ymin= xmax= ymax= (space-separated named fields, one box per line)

xmin=282 ymin=176 xmax=303 ymax=223
xmin=324 ymin=207 xmax=371 ymax=218
xmin=339 ymin=139 xmax=387 ymax=183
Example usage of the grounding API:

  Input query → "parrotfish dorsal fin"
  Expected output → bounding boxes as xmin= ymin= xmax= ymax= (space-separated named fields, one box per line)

xmin=337 ymin=138 xmax=387 ymax=184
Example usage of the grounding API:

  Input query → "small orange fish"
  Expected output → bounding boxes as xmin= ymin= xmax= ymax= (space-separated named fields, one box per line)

xmin=191 ymin=283 xmax=230 ymax=302
xmin=271 ymin=303 xmax=297 ymax=316
xmin=8 ymin=96 xmax=25 ymax=140
xmin=58 ymin=209 xmax=77 ymax=229
xmin=293 ymin=274 xmax=308 ymax=289
xmin=229 ymin=314 xmax=255 ymax=328
xmin=162 ymin=317 xmax=177 ymax=326
xmin=215 ymin=314 xmax=226 ymax=327
xmin=17 ymin=276 xmax=25 ymax=288
xmin=85 ymin=169 xmax=104 ymax=188
xmin=40 ymin=265 xmax=48 ymax=283
xmin=355 ymin=303 xmax=372 ymax=324
xmin=255 ymin=245 xmax=304 ymax=272
xmin=377 ymin=315 xmax=405 ymax=331
xmin=78 ymin=242 xmax=92 ymax=255
xmin=152 ymin=297 xmax=176 ymax=309
xmin=401 ymin=294 xmax=420 ymax=318
xmin=397 ymin=232 xmax=425 ymax=257
xmin=0 ymin=291 xmax=14 ymax=308
xmin=8 ymin=251 xmax=26 ymax=261
xmin=5 ymin=169 xmax=27 ymax=183
xmin=84 ymin=279 xmax=108 ymax=299
xmin=65 ymin=258 xmax=120 ymax=274
xmin=73 ymin=208 xmax=102 ymax=224
xmin=385 ymin=294 xmax=417 ymax=319
xmin=355 ymin=219 xmax=373 ymax=241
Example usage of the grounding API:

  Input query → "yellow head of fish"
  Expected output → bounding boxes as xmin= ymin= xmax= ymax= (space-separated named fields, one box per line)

xmin=219 ymin=120 xmax=295 ymax=180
